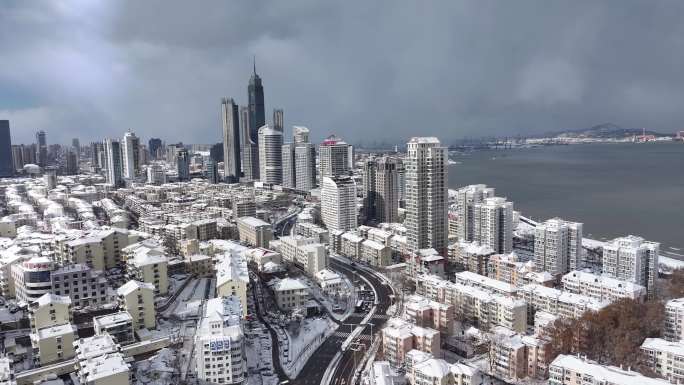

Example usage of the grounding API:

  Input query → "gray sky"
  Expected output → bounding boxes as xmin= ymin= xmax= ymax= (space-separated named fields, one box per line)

xmin=2 ymin=0 xmax=684 ymax=146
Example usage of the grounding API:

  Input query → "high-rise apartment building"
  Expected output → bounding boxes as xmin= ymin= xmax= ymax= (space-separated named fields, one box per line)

xmin=319 ymin=135 xmax=350 ymax=180
xmin=473 ymin=197 xmax=513 ymax=254
xmin=602 ymin=235 xmax=659 ymax=299
xmin=36 ymin=130 xmax=48 ymax=167
xmin=104 ymin=138 xmax=123 ymax=187
xmin=454 ymin=184 xmax=496 ymax=242
xmin=222 ymin=97 xmax=241 ymax=183
xmin=295 ymin=143 xmax=316 ymax=192
xmin=534 ymin=218 xmax=583 ymax=276
xmin=176 ymin=148 xmax=190 ymax=181
xmin=0 ymin=120 xmax=12 ymax=177
xmin=363 ymin=156 xmax=401 ymax=223
xmin=321 ymin=176 xmax=357 ymax=233
xmin=405 ymin=137 xmax=448 ymax=254
xmin=282 ymin=142 xmax=296 ymax=189
xmin=258 ymin=125 xmax=282 ymax=185
xmin=122 ymin=131 xmax=139 ymax=179
xmin=71 ymin=138 xmax=80 ymax=154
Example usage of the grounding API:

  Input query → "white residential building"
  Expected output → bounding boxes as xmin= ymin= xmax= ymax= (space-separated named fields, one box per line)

xmin=270 ymin=278 xmax=309 ymax=312
xmin=548 ymin=354 xmax=670 ymax=385
xmin=405 ymin=137 xmax=448 ymax=254
xmin=215 ymin=250 xmax=250 ymax=318
xmin=517 ymin=284 xmax=608 ymax=321
xmin=534 ymin=218 xmax=583 ymax=276
xmin=641 ymin=338 xmax=684 ymax=384
xmin=321 ymin=176 xmax=357 ymax=232
xmin=664 ymin=298 xmax=684 ymax=342
xmin=473 ymin=197 xmax=513 ymax=254
xmin=602 ymin=235 xmax=659 ymax=299
xmin=194 ymin=296 xmax=246 ymax=385
xmin=453 ymin=184 xmax=495 ymax=242
xmin=75 ymin=334 xmax=131 ymax=385
xmin=561 ymin=270 xmax=646 ymax=302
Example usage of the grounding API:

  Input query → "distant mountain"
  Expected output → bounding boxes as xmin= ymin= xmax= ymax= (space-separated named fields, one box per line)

xmin=547 ymin=123 xmax=668 ymax=139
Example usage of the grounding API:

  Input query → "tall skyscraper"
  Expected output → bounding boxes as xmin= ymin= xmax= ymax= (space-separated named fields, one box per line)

xmin=0 ymin=120 xmax=12 ymax=177
xmin=363 ymin=156 xmax=401 ymax=224
xmin=90 ymin=142 xmax=104 ymax=171
xmin=258 ymin=125 xmax=282 ymax=185
xmin=405 ymin=137 xmax=448 ymax=254
xmin=473 ymin=197 xmax=513 ymax=254
xmin=294 ymin=143 xmax=316 ymax=192
xmin=321 ymin=176 xmax=357 ymax=232
xmin=240 ymin=105 xmax=259 ymax=181
xmin=273 ymin=109 xmax=284 ymax=133
xmin=148 ymin=138 xmax=162 ymax=160
xmin=534 ymin=218 xmax=583 ymax=276
xmin=11 ymin=145 xmax=23 ymax=173
xmin=122 ymin=131 xmax=140 ymax=179
xmin=603 ymin=235 xmax=659 ymax=299
xmin=104 ymin=138 xmax=123 ymax=187
xmin=221 ymin=97 xmax=241 ymax=183
xmin=293 ymin=126 xmax=310 ymax=144
xmin=282 ymin=142 xmax=296 ymax=189
xmin=248 ymin=62 xmax=265 ymax=145
xmin=176 ymin=148 xmax=190 ymax=181
xmin=35 ymin=130 xmax=47 ymax=167
xmin=65 ymin=150 xmax=78 ymax=175
xmin=319 ymin=135 xmax=350 ymax=180
xmin=206 ymin=159 xmax=220 ymax=184
xmin=454 ymin=184 xmax=496 ymax=242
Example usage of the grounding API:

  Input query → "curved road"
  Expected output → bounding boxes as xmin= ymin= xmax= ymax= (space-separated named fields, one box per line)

xmin=290 ymin=258 xmax=394 ymax=385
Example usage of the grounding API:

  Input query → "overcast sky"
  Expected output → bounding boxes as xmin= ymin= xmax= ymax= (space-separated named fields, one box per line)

xmin=2 ymin=0 xmax=684 ymax=146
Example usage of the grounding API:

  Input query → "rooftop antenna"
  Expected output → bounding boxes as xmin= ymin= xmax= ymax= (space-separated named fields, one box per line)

xmin=253 ymin=55 xmax=256 ymax=74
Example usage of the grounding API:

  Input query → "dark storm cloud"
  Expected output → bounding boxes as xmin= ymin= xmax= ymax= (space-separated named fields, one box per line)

xmin=2 ymin=0 xmax=684 ymax=146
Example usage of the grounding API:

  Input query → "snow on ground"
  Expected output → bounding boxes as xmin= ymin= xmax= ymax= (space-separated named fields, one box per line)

xmin=245 ymin=285 xmax=279 ymax=385
xmin=280 ymin=317 xmax=338 ymax=378
xmin=134 ymin=348 xmax=177 ymax=385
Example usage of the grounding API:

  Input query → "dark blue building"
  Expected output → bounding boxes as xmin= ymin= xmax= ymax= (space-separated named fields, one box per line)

xmin=0 ymin=120 xmax=13 ymax=177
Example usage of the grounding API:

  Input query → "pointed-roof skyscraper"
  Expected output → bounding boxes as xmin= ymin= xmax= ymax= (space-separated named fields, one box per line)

xmin=248 ymin=58 xmax=265 ymax=146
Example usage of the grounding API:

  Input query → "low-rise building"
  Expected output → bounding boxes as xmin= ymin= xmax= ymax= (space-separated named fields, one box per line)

xmin=361 ymin=239 xmax=392 ymax=267
xmin=126 ymin=252 xmax=169 ymax=295
xmin=561 ymin=270 xmax=646 ymax=303
xmin=270 ymin=278 xmax=309 ymax=312
xmin=30 ymin=322 xmax=77 ymax=365
xmin=448 ymin=241 xmax=495 ymax=275
xmin=186 ymin=254 xmax=214 ymax=277
xmin=454 ymin=271 xmax=517 ymax=297
xmin=74 ymin=334 xmax=131 ymax=385
xmin=194 ymin=296 xmax=246 ymax=385
xmin=117 ymin=280 xmax=156 ymax=330
xmin=548 ymin=354 xmax=671 ymax=385
xmin=641 ymin=338 xmax=684 ymax=384
xmin=236 ymin=216 xmax=272 ymax=248
xmin=665 ymin=298 xmax=684 ymax=342
xmin=29 ymin=293 xmax=71 ymax=332
xmin=93 ymin=311 xmax=136 ymax=345
xmin=517 ymin=284 xmax=608 ymax=321
xmin=11 ymin=256 xmax=53 ymax=303
xmin=215 ymin=251 xmax=249 ymax=318
xmin=489 ymin=327 xmax=526 ymax=381
xmin=314 ymin=269 xmax=344 ymax=295
xmin=381 ymin=317 xmax=440 ymax=368
xmin=403 ymin=294 xmax=454 ymax=336
xmin=51 ymin=263 xmax=109 ymax=308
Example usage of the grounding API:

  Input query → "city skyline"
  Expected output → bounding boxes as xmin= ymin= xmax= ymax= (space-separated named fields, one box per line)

xmin=4 ymin=1 xmax=684 ymax=145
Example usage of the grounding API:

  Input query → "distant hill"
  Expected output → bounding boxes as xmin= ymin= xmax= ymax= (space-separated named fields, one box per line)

xmin=545 ymin=123 xmax=668 ymax=139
